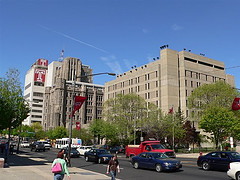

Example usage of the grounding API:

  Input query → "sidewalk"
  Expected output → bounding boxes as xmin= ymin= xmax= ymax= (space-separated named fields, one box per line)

xmin=0 ymin=152 xmax=112 ymax=180
xmin=176 ymin=153 xmax=202 ymax=158
xmin=0 ymin=164 xmax=111 ymax=180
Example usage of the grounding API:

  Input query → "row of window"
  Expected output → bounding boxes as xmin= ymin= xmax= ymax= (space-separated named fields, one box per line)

xmin=24 ymin=83 xmax=31 ymax=90
xmin=185 ymin=70 xmax=225 ymax=82
xmin=109 ymin=71 xmax=158 ymax=91
xmin=184 ymin=57 xmax=224 ymax=70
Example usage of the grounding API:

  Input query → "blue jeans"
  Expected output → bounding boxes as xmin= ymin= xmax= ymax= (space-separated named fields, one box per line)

xmin=110 ymin=171 xmax=116 ymax=180
xmin=54 ymin=173 xmax=64 ymax=180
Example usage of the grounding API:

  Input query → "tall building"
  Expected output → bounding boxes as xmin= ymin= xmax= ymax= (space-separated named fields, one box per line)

xmin=23 ymin=57 xmax=105 ymax=130
xmin=23 ymin=59 xmax=48 ymax=125
xmin=105 ymin=48 xmax=235 ymax=118
xmin=43 ymin=57 xmax=105 ymax=131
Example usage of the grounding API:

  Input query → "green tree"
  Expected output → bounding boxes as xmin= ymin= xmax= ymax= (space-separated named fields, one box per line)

xmin=199 ymin=106 xmax=237 ymax=149
xmin=52 ymin=126 xmax=68 ymax=139
xmin=104 ymin=93 xmax=147 ymax=145
xmin=88 ymin=119 xmax=105 ymax=144
xmin=0 ymin=69 xmax=30 ymax=162
xmin=72 ymin=128 xmax=93 ymax=145
xmin=188 ymin=81 xmax=238 ymax=113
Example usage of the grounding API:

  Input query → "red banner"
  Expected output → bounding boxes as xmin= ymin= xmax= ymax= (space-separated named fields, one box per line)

xmin=70 ymin=96 xmax=87 ymax=117
xmin=232 ymin=97 xmax=240 ymax=111
xmin=34 ymin=69 xmax=46 ymax=83
xmin=76 ymin=122 xmax=80 ymax=131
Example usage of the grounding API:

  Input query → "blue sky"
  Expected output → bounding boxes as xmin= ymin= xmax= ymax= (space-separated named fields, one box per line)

xmin=0 ymin=0 xmax=239 ymax=90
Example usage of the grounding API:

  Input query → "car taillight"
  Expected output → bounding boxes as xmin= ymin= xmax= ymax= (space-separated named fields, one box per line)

xmin=228 ymin=164 xmax=230 ymax=170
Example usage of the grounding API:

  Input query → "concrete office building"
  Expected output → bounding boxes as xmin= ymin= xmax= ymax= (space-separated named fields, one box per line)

xmin=43 ymin=57 xmax=105 ymax=131
xmin=23 ymin=59 xmax=49 ymax=125
xmin=105 ymin=48 xmax=235 ymax=119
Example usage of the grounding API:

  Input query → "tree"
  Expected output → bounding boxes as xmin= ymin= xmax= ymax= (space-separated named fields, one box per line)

xmin=199 ymin=106 xmax=237 ymax=149
xmin=188 ymin=81 xmax=239 ymax=113
xmin=0 ymin=69 xmax=30 ymax=163
xmin=104 ymin=93 xmax=147 ymax=145
xmin=52 ymin=126 xmax=68 ymax=139
xmin=187 ymin=81 xmax=240 ymax=147
xmin=88 ymin=119 xmax=105 ymax=144
xmin=72 ymin=128 xmax=93 ymax=145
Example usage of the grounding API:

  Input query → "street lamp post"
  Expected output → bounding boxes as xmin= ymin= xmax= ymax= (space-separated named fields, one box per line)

xmin=67 ymin=72 xmax=115 ymax=166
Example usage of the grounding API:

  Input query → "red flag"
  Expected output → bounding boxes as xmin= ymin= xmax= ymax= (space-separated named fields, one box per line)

xmin=169 ymin=107 xmax=173 ymax=114
xmin=232 ymin=97 xmax=240 ymax=111
xmin=70 ymin=96 xmax=87 ymax=117
xmin=76 ymin=122 xmax=80 ymax=131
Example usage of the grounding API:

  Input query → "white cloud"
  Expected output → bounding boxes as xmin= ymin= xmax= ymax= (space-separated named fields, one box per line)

xmin=100 ymin=55 xmax=123 ymax=75
xmin=172 ymin=24 xmax=184 ymax=31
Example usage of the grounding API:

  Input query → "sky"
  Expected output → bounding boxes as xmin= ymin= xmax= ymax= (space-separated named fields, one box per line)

xmin=0 ymin=0 xmax=239 ymax=90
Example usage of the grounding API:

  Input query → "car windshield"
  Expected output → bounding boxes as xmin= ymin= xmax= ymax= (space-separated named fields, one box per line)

xmin=230 ymin=152 xmax=240 ymax=159
xmin=97 ymin=149 xmax=108 ymax=154
xmin=152 ymin=153 xmax=168 ymax=159
xmin=151 ymin=144 xmax=166 ymax=150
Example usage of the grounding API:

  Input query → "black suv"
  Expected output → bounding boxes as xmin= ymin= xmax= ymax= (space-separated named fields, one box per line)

xmin=30 ymin=141 xmax=45 ymax=152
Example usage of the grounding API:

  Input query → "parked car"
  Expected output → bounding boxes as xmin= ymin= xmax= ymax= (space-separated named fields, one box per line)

xmin=61 ymin=147 xmax=80 ymax=158
xmin=197 ymin=151 xmax=240 ymax=171
xmin=109 ymin=146 xmax=125 ymax=154
xmin=77 ymin=146 xmax=92 ymax=156
xmin=30 ymin=141 xmax=45 ymax=152
xmin=84 ymin=149 xmax=113 ymax=164
xmin=227 ymin=162 xmax=240 ymax=180
xmin=131 ymin=152 xmax=182 ymax=172
xmin=20 ymin=141 xmax=30 ymax=148
xmin=41 ymin=141 xmax=52 ymax=150
xmin=125 ymin=141 xmax=175 ymax=159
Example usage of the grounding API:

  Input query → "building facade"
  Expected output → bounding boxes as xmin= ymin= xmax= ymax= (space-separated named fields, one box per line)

xmin=43 ymin=57 xmax=105 ymax=131
xmin=105 ymin=48 xmax=235 ymax=118
xmin=23 ymin=57 xmax=105 ymax=130
xmin=23 ymin=59 xmax=48 ymax=125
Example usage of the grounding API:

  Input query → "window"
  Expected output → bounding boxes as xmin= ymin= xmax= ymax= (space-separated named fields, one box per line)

xmin=156 ymin=81 xmax=158 ymax=87
xmin=156 ymin=91 xmax=158 ymax=97
xmin=185 ymin=80 xmax=187 ymax=87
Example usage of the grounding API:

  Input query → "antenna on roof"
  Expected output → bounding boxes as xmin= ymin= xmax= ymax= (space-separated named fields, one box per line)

xmin=59 ymin=49 xmax=64 ymax=61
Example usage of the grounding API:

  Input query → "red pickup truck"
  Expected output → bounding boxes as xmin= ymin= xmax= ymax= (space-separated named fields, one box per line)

xmin=125 ymin=141 xmax=175 ymax=158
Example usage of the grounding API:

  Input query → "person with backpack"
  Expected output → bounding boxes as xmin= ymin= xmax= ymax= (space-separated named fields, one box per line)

xmin=106 ymin=154 xmax=120 ymax=180
xmin=52 ymin=151 xmax=71 ymax=180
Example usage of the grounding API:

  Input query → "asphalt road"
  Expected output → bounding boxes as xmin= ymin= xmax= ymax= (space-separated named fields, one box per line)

xmin=17 ymin=148 xmax=230 ymax=180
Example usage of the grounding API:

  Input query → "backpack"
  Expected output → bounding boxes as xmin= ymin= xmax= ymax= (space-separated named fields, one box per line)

xmin=52 ymin=160 xmax=62 ymax=173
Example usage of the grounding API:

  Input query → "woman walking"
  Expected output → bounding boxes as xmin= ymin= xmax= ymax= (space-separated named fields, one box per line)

xmin=52 ymin=151 xmax=71 ymax=180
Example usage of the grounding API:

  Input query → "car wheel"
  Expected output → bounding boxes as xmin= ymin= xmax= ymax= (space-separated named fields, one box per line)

xmin=236 ymin=172 xmax=240 ymax=180
xmin=98 ymin=158 xmax=101 ymax=164
xmin=202 ymin=161 xmax=210 ymax=171
xmin=155 ymin=164 xmax=162 ymax=172
xmin=133 ymin=162 xmax=139 ymax=169
xmin=85 ymin=156 xmax=89 ymax=162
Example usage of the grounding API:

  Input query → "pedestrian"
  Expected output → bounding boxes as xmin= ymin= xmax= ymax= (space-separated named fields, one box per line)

xmin=106 ymin=154 xmax=120 ymax=180
xmin=59 ymin=149 xmax=70 ymax=166
xmin=52 ymin=151 xmax=70 ymax=180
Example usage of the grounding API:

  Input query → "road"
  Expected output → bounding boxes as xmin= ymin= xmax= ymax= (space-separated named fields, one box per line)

xmin=17 ymin=148 xmax=230 ymax=180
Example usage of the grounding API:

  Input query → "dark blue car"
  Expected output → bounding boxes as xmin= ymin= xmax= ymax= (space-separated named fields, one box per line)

xmin=84 ymin=149 xmax=113 ymax=164
xmin=197 ymin=151 xmax=240 ymax=171
xmin=131 ymin=152 xmax=182 ymax=172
